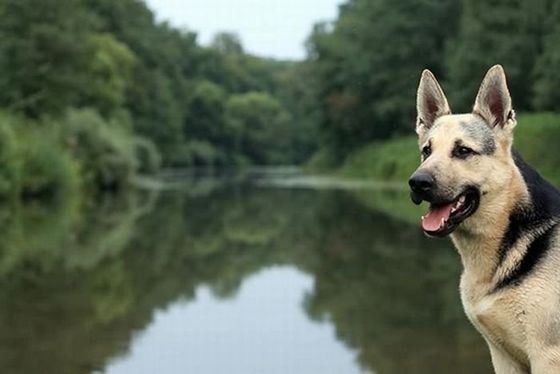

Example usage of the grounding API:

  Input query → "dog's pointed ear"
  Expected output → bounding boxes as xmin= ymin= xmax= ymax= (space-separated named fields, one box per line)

xmin=473 ymin=65 xmax=515 ymax=129
xmin=416 ymin=69 xmax=451 ymax=136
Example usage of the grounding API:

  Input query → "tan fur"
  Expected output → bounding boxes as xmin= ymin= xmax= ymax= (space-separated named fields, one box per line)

xmin=413 ymin=65 xmax=560 ymax=373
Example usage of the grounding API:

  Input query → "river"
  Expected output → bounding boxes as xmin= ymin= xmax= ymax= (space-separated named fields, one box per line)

xmin=0 ymin=170 xmax=492 ymax=373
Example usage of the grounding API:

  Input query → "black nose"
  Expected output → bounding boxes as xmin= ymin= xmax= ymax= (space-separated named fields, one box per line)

xmin=409 ymin=171 xmax=434 ymax=193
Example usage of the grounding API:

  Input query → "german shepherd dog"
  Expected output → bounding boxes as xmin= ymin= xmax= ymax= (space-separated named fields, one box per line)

xmin=409 ymin=65 xmax=560 ymax=373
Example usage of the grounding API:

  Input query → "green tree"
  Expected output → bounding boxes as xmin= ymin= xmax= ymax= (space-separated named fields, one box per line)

xmin=0 ymin=0 xmax=321 ymax=173
xmin=211 ymin=32 xmax=244 ymax=55
xmin=128 ymin=68 xmax=184 ymax=160
xmin=308 ymin=0 xmax=460 ymax=157
xmin=226 ymin=92 xmax=292 ymax=164
xmin=85 ymin=0 xmax=197 ymax=162
xmin=446 ymin=0 xmax=552 ymax=111
xmin=186 ymin=81 xmax=228 ymax=144
xmin=273 ymin=62 xmax=320 ymax=163
xmin=0 ymin=0 xmax=93 ymax=117
xmin=81 ymin=34 xmax=137 ymax=116
xmin=532 ymin=2 xmax=560 ymax=110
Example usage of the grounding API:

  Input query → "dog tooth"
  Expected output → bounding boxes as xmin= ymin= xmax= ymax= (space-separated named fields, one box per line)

xmin=459 ymin=195 xmax=466 ymax=203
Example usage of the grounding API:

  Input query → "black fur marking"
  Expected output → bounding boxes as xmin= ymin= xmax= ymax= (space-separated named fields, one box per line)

xmin=494 ymin=223 xmax=557 ymax=291
xmin=493 ymin=150 xmax=560 ymax=291
xmin=496 ymin=213 xmax=526 ymax=265
xmin=513 ymin=150 xmax=560 ymax=218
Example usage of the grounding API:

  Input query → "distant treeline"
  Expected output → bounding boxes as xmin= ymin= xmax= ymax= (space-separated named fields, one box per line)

xmin=0 ymin=0 xmax=317 ymax=198
xmin=307 ymin=0 xmax=560 ymax=162
xmin=3 ymin=0 xmax=560 ymax=195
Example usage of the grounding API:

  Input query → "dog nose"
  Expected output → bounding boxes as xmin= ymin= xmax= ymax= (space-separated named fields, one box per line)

xmin=409 ymin=171 xmax=434 ymax=193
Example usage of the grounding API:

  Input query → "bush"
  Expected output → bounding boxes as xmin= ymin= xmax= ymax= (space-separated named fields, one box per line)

xmin=305 ymin=148 xmax=341 ymax=173
xmin=338 ymin=137 xmax=419 ymax=182
xmin=133 ymin=137 xmax=162 ymax=174
xmin=0 ymin=108 xmax=157 ymax=200
xmin=17 ymin=126 xmax=81 ymax=198
xmin=61 ymin=109 xmax=140 ymax=189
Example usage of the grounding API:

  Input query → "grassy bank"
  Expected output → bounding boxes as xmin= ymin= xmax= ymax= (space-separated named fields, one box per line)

xmin=316 ymin=113 xmax=560 ymax=225
xmin=336 ymin=113 xmax=560 ymax=186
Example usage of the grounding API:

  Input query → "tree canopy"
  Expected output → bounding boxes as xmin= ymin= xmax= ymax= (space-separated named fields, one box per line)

xmin=0 ymin=0 xmax=316 ymax=169
xmin=2 ymin=0 xmax=560 ymax=173
xmin=307 ymin=0 xmax=560 ymax=160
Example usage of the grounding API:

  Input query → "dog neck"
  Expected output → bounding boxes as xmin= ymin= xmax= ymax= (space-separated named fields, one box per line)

xmin=450 ymin=156 xmax=529 ymax=286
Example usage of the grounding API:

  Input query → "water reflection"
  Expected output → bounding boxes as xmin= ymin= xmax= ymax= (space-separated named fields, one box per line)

xmin=0 ymin=175 xmax=492 ymax=373
xmin=107 ymin=267 xmax=359 ymax=374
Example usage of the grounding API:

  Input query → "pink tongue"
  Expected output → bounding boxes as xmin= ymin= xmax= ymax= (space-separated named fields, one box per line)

xmin=422 ymin=203 xmax=454 ymax=232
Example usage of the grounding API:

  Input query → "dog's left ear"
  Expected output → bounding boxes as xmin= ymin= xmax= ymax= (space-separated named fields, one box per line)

xmin=473 ymin=65 xmax=516 ymax=130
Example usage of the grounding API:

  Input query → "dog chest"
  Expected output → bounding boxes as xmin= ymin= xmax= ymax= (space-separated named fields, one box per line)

xmin=461 ymin=282 xmax=530 ymax=364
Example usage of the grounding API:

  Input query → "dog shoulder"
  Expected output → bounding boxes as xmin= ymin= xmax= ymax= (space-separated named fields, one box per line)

xmin=490 ymin=151 xmax=560 ymax=291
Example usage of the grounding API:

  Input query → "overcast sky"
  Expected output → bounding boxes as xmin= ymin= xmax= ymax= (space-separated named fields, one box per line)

xmin=144 ymin=0 xmax=343 ymax=60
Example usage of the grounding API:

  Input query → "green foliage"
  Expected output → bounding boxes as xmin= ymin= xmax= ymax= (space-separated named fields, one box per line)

xmin=307 ymin=0 xmax=560 ymax=163
xmin=0 ymin=0 xmax=93 ymax=117
xmin=338 ymin=137 xmax=419 ymax=182
xmin=169 ymin=141 xmax=225 ymax=167
xmin=0 ymin=111 xmax=85 ymax=199
xmin=272 ymin=61 xmax=320 ymax=163
xmin=0 ymin=108 xmax=161 ymax=197
xmin=308 ymin=0 xmax=461 ymax=156
xmin=128 ymin=68 xmax=185 ymax=160
xmin=17 ymin=126 xmax=81 ymax=197
xmin=185 ymin=81 xmax=228 ymax=151
xmin=446 ymin=0 xmax=548 ymax=111
xmin=211 ymin=32 xmax=244 ymax=55
xmin=305 ymin=148 xmax=341 ymax=173
xmin=61 ymin=109 xmax=141 ymax=189
xmin=514 ymin=113 xmax=560 ymax=186
xmin=0 ymin=0 xmax=315 ymax=189
xmin=226 ymin=92 xmax=292 ymax=164
xmin=81 ymin=33 xmax=137 ymax=115
xmin=532 ymin=3 xmax=560 ymax=110
xmin=0 ymin=112 xmax=22 ymax=197
xmin=134 ymin=137 xmax=162 ymax=174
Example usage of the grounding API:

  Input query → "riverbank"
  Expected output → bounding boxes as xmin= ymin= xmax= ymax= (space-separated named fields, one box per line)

xmin=0 ymin=109 xmax=160 ymax=201
xmin=330 ymin=113 xmax=560 ymax=186
xmin=306 ymin=113 xmax=560 ymax=225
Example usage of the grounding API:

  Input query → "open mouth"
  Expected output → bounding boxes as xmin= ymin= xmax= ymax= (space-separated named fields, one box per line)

xmin=421 ymin=188 xmax=480 ymax=237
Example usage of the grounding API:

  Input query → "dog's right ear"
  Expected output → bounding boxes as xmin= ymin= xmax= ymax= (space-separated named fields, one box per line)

xmin=416 ymin=69 xmax=451 ymax=136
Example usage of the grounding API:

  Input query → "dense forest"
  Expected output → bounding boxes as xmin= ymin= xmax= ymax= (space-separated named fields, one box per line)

xmin=1 ymin=0 xmax=560 ymax=198
xmin=0 ymin=0 xmax=316 ymax=198
xmin=308 ymin=0 xmax=560 ymax=164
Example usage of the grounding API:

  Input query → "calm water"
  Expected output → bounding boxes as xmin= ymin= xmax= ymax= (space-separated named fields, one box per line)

xmin=0 ymin=171 xmax=492 ymax=373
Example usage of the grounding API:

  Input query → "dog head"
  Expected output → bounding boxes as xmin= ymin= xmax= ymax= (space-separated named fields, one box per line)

xmin=410 ymin=65 xmax=517 ymax=237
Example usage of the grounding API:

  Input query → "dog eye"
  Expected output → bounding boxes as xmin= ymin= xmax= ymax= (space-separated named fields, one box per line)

xmin=454 ymin=146 xmax=475 ymax=158
xmin=421 ymin=145 xmax=431 ymax=158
